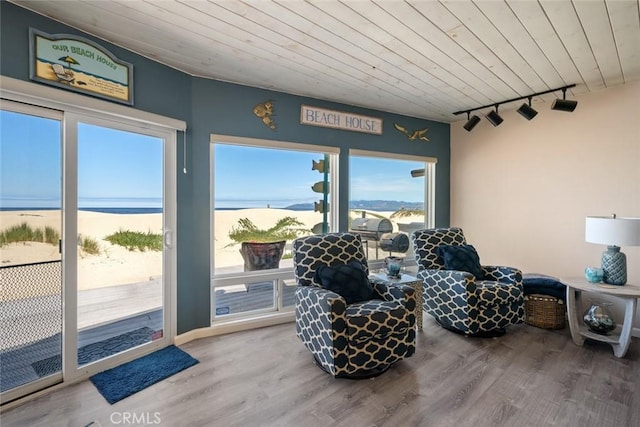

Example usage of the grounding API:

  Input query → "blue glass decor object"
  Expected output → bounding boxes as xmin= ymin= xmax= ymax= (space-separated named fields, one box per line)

xmin=384 ymin=256 xmax=404 ymax=279
xmin=583 ymin=301 xmax=616 ymax=335
xmin=584 ymin=267 xmax=604 ymax=283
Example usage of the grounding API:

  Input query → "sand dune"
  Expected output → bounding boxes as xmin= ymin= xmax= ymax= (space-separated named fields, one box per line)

xmin=1 ymin=208 xmax=423 ymax=292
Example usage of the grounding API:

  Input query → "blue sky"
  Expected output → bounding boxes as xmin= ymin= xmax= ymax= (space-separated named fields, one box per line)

xmin=76 ymin=123 xmax=162 ymax=206
xmin=1 ymin=110 xmax=62 ymax=207
xmin=1 ymin=111 xmax=162 ymax=208
xmin=214 ymin=144 xmax=425 ymax=208
xmin=349 ymin=156 xmax=424 ymax=202
xmin=1 ymin=110 xmax=424 ymax=208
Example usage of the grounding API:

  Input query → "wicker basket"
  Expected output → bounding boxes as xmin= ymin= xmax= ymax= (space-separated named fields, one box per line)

xmin=525 ymin=294 xmax=566 ymax=330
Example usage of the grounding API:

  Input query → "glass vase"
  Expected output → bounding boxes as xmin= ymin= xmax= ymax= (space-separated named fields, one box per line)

xmin=583 ymin=300 xmax=616 ymax=335
xmin=384 ymin=256 xmax=404 ymax=279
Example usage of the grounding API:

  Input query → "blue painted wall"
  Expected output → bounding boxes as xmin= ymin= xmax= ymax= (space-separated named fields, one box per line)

xmin=1 ymin=2 xmax=450 ymax=334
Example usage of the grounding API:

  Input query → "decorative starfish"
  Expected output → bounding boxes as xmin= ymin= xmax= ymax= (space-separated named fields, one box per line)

xmin=393 ymin=123 xmax=429 ymax=141
xmin=253 ymin=101 xmax=276 ymax=130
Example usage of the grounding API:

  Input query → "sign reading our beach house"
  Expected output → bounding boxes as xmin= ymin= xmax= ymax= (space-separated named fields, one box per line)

xmin=29 ymin=29 xmax=134 ymax=105
xmin=300 ymin=105 xmax=383 ymax=135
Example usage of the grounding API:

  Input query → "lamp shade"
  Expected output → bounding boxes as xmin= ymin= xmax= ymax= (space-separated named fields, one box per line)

xmin=585 ymin=216 xmax=640 ymax=246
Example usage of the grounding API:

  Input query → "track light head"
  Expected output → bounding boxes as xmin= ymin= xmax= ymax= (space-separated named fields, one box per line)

xmin=551 ymin=88 xmax=578 ymax=112
xmin=551 ymin=99 xmax=578 ymax=112
xmin=463 ymin=112 xmax=481 ymax=132
xmin=485 ymin=105 xmax=503 ymax=127
xmin=517 ymin=97 xmax=538 ymax=120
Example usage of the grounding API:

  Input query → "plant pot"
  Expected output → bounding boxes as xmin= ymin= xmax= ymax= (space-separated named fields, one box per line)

xmin=240 ymin=241 xmax=286 ymax=271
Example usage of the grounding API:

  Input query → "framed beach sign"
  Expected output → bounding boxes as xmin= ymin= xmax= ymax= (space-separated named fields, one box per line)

xmin=300 ymin=105 xmax=383 ymax=135
xmin=29 ymin=28 xmax=134 ymax=105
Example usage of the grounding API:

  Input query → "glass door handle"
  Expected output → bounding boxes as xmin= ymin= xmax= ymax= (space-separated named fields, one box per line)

xmin=163 ymin=229 xmax=173 ymax=249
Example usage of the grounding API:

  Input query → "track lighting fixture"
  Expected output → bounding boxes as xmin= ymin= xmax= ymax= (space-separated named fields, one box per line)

xmin=453 ymin=84 xmax=576 ymax=131
xmin=463 ymin=112 xmax=481 ymax=132
xmin=551 ymin=88 xmax=578 ymax=112
xmin=485 ymin=105 xmax=503 ymax=127
xmin=517 ymin=97 xmax=538 ymax=120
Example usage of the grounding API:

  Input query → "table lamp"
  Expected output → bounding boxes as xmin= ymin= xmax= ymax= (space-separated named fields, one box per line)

xmin=585 ymin=214 xmax=640 ymax=285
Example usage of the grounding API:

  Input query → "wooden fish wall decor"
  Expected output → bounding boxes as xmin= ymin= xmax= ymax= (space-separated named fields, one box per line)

xmin=393 ymin=123 xmax=429 ymax=141
xmin=253 ymin=101 xmax=276 ymax=130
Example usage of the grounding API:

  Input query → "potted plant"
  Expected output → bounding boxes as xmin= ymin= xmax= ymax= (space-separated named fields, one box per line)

xmin=228 ymin=216 xmax=307 ymax=271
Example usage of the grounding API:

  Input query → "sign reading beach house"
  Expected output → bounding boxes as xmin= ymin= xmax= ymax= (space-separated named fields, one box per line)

xmin=300 ymin=105 xmax=383 ymax=135
xmin=29 ymin=29 xmax=134 ymax=105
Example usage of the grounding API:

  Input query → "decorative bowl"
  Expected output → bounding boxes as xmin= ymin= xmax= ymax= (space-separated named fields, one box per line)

xmin=584 ymin=267 xmax=604 ymax=283
xmin=583 ymin=301 xmax=616 ymax=334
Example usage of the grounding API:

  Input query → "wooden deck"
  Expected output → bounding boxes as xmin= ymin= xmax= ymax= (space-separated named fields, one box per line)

xmin=1 ymin=275 xmax=295 ymax=394
xmin=1 ymin=275 xmax=164 ymax=393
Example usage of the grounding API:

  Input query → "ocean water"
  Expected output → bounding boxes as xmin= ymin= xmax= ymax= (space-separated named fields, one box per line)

xmin=1 ymin=198 xmax=420 ymax=214
xmin=0 ymin=207 xmax=163 ymax=214
xmin=0 ymin=206 xmax=307 ymax=214
xmin=0 ymin=197 xmax=311 ymax=213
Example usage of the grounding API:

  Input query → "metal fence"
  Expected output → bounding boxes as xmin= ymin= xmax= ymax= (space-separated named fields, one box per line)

xmin=0 ymin=260 xmax=62 ymax=351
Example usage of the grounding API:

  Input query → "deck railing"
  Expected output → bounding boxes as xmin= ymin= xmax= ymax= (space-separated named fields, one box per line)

xmin=0 ymin=260 xmax=62 ymax=351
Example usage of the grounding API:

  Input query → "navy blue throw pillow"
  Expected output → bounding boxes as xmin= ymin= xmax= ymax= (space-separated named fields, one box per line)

xmin=436 ymin=244 xmax=484 ymax=279
xmin=314 ymin=260 xmax=375 ymax=304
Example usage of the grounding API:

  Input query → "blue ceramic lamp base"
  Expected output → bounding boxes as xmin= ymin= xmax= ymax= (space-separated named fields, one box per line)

xmin=602 ymin=245 xmax=627 ymax=286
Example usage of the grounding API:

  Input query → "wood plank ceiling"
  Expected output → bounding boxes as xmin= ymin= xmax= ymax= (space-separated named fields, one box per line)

xmin=10 ymin=0 xmax=640 ymax=123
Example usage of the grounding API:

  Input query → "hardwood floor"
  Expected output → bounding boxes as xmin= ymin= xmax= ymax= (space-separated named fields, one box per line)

xmin=2 ymin=317 xmax=639 ymax=427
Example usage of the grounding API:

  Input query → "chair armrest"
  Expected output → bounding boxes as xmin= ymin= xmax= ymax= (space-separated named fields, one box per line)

xmin=481 ymin=266 xmax=523 ymax=286
xmin=416 ymin=269 xmax=477 ymax=302
xmin=369 ymin=279 xmax=417 ymax=312
xmin=295 ymin=286 xmax=347 ymax=317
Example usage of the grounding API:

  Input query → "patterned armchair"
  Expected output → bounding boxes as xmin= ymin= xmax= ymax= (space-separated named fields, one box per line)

xmin=412 ymin=227 xmax=524 ymax=336
xmin=293 ymin=232 xmax=416 ymax=378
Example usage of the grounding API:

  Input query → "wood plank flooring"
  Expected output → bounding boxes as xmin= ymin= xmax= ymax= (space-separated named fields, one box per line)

xmin=2 ymin=317 xmax=639 ymax=427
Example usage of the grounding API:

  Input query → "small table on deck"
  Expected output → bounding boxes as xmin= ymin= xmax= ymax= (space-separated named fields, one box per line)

xmin=561 ymin=277 xmax=640 ymax=358
xmin=370 ymin=273 xmax=423 ymax=331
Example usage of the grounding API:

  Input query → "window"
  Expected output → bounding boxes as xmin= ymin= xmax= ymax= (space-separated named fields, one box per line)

xmin=210 ymin=135 xmax=338 ymax=321
xmin=349 ymin=150 xmax=436 ymax=267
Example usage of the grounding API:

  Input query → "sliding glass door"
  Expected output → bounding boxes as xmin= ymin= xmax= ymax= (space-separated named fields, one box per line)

xmin=1 ymin=101 xmax=176 ymax=403
xmin=75 ymin=120 xmax=167 ymax=368
xmin=0 ymin=102 xmax=64 ymax=402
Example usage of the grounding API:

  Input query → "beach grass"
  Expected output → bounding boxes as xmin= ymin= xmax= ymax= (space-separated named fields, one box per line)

xmin=0 ymin=222 xmax=60 ymax=247
xmin=79 ymin=234 xmax=101 ymax=255
xmin=105 ymin=229 xmax=162 ymax=252
xmin=227 ymin=216 xmax=307 ymax=244
xmin=44 ymin=226 xmax=60 ymax=245
xmin=390 ymin=208 xmax=424 ymax=219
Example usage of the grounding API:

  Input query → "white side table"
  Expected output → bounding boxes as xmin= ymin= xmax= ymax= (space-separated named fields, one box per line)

xmin=370 ymin=273 xmax=423 ymax=331
xmin=561 ymin=277 xmax=640 ymax=358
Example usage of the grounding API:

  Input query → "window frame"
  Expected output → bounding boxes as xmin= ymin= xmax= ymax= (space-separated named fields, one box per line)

xmin=209 ymin=134 xmax=340 ymax=326
xmin=348 ymin=149 xmax=437 ymax=269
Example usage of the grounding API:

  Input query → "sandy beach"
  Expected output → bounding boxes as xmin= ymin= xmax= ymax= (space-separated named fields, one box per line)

xmin=1 ymin=208 xmax=423 ymax=293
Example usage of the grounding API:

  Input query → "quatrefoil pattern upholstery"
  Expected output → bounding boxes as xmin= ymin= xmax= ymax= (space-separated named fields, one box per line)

xmin=293 ymin=233 xmax=416 ymax=377
xmin=412 ymin=227 xmax=524 ymax=335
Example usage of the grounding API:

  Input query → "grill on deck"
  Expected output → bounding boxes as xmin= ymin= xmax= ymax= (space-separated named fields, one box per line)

xmin=350 ymin=218 xmax=409 ymax=256
xmin=350 ymin=218 xmax=393 ymax=241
